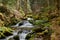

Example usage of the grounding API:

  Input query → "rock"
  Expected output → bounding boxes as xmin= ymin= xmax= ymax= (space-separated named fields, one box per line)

xmin=8 ymin=38 xmax=15 ymax=40
xmin=13 ymin=35 xmax=19 ymax=40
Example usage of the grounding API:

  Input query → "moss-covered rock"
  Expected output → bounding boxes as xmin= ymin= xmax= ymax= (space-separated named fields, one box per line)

xmin=0 ymin=27 xmax=13 ymax=39
xmin=13 ymin=35 xmax=19 ymax=40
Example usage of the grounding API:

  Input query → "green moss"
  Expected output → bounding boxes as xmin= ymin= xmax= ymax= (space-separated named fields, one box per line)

xmin=29 ymin=36 xmax=34 ymax=40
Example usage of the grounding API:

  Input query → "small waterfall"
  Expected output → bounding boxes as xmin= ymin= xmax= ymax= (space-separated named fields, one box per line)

xmin=19 ymin=30 xmax=29 ymax=40
xmin=12 ymin=20 xmax=34 ymax=28
xmin=20 ymin=21 xmax=34 ymax=28
xmin=18 ymin=20 xmax=33 ymax=40
xmin=1 ymin=18 xmax=34 ymax=40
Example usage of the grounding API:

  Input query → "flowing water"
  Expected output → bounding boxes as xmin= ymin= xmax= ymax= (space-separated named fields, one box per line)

xmin=17 ymin=20 xmax=34 ymax=40
xmin=0 ymin=18 xmax=34 ymax=40
xmin=6 ymin=20 xmax=34 ymax=40
xmin=19 ymin=30 xmax=31 ymax=40
xmin=0 ymin=19 xmax=43 ymax=40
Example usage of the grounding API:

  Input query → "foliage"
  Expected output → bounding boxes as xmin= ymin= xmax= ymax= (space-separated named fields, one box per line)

xmin=0 ymin=27 xmax=13 ymax=39
xmin=0 ymin=20 xmax=4 ymax=26
xmin=26 ymin=26 xmax=53 ymax=40
xmin=0 ymin=6 xmax=21 ymax=26
xmin=0 ymin=0 xmax=60 ymax=40
xmin=34 ymin=20 xmax=51 ymax=27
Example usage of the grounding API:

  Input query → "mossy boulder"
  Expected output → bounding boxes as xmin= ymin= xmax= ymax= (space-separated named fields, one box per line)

xmin=0 ymin=27 xmax=13 ymax=39
xmin=13 ymin=35 xmax=19 ymax=40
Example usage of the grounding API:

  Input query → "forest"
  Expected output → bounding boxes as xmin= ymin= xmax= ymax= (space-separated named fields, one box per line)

xmin=0 ymin=0 xmax=60 ymax=40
